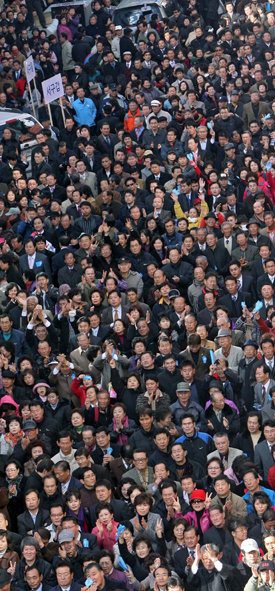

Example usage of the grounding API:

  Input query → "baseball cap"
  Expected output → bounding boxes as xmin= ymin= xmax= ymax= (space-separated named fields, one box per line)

xmin=168 ymin=289 xmax=180 ymax=299
xmin=190 ymin=490 xmax=206 ymax=502
xmin=115 ymin=25 xmax=122 ymax=30
xmin=151 ymin=99 xmax=161 ymax=106
xmin=259 ymin=560 xmax=275 ymax=572
xmin=118 ymin=257 xmax=131 ymax=264
xmin=241 ymin=539 xmax=259 ymax=553
xmin=6 ymin=207 xmax=20 ymax=217
xmin=176 ymin=382 xmax=191 ymax=392
xmin=58 ymin=529 xmax=74 ymax=544
xmin=23 ymin=419 xmax=37 ymax=431
xmin=224 ymin=143 xmax=234 ymax=150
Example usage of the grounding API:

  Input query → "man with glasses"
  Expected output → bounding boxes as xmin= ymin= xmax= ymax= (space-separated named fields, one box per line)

xmin=125 ymin=448 xmax=154 ymax=489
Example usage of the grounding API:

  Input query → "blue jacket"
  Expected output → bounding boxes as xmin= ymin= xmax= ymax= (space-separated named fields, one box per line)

xmin=72 ymin=97 xmax=97 ymax=126
xmin=243 ymin=485 xmax=275 ymax=513
xmin=176 ymin=431 xmax=213 ymax=445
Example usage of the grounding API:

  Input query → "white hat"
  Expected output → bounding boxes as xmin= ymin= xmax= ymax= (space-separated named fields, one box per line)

xmin=241 ymin=539 xmax=259 ymax=553
xmin=151 ymin=99 xmax=161 ymax=106
xmin=115 ymin=25 xmax=122 ymax=30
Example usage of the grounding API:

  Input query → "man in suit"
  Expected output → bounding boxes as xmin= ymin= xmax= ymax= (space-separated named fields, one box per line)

xmin=254 ymin=420 xmax=275 ymax=480
xmin=146 ymin=160 xmax=171 ymax=190
xmin=256 ymin=258 xmax=275 ymax=297
xmin=174 ymin=525 xmax=200 ymax=579
xmin=242 ymin=91 xmax=270 ymax=128
xmin=260 ymin=211 xmax=275 ymax=247
xmin=58 ymin=251 xmax=82 ymax=288
xmin=17 ymin=489 xmax=49 ymax=536
xmin=53 ymin=461 xmax=83 ymax=497
xmin=205 ymin=232 xmax=231 ymax=276
xmin=203 ymin=507 xmax=233 ymax=547
xmin=70 ymin=333 xmax=93 ymax=374
xmin=143 ymin=117 xmax=166 ymax=154
xmin=258 ymin=283 xmax=275 ymax=320
xmin=254 ymin=365 xmax=275 ymax=407
xmin=91 ymin=427 xmax=120 ymax=465
xmin=228 ymin=260 xmax=255 ymax=296
xmin=207 ymin=432 xmax=243 ymax=469
xmin=19 ymin=238 xmax=52 ymax=283
xmin=181 ymin=334 xmax=212 ymax=380
xmin=101 ymin=289 xmax=129 ymax=326
xmin=232 ymin=229 xmax=259 ymax=273
xmin=41 ymin=173 xmax=66 ymax=203
xmin=51 ymin=237 xmax=73 ymax=280
xmin=87 ymin=479 xmax=132 ymax=527
xmin=0 ymin=315 xmax=30 ymax=360
xmin=89 ymin=312 xmax=111 ymax=346
xmin=96 ymin=122 xmax=117 ymax=156
xmin=76 ymin=160 xmax=98 ymax=197
xmin=130 ymin=115 xmax=146 ymax=144
xmin=51 ymin=555 xmax=82 ymax=591
xmin=218 ymin=276 xmax=252 ymax=320
xmin=217 ymin=221 xmax=237 ymax=255
xmin=84 ymin=562 xmax=128 ymax=591
xmin=197 ymin=125 xmax=214 ymax=163
xmin=251 ymin=244 xmax=273 ymax=283
xmin=32 ymin=150 xmax=53 ymax=180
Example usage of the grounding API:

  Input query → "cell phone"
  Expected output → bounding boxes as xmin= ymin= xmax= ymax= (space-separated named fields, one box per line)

xmin=266 ymin=161 xmax=272 ymax=171
xmin=85 ymin=578 xmax=94 ymax=588
xmin=207 ymin=122 xmax=212 ymax=130
xmin=187 ymin=153 xmax=193 ymax=161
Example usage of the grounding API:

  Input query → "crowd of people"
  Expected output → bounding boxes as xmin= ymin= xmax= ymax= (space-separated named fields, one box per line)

xmin=0 ymin=0 xmax=275 ymax=590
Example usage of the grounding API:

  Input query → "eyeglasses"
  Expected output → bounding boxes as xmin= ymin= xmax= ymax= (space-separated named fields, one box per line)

xmin=134 ymin=458 xmax=147 ymax=462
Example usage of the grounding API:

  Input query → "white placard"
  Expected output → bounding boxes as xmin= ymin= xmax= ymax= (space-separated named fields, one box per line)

xmin=24 ymin=56 xmax=36 ymax=83
xmin=42 ymin=74 xmax=64 ymax=105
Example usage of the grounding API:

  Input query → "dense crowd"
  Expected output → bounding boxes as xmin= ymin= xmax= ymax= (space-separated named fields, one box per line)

xmin=1 ymin=0 xmax=275 ymax=590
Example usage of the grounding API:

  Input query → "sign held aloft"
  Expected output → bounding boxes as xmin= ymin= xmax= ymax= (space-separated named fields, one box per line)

xmin=24 ymin=56 xmax=35 ymax=83
xmin=42 ymin=74 xmax=64 ymax=105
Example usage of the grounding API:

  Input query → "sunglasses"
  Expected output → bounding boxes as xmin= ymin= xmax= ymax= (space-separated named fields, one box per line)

xmin=191 ymin=499 xmax=204 ymax=504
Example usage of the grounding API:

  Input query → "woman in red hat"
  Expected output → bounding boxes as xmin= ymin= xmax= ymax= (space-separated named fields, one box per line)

xmin=174 ymin=489 xmax=212 ymax=536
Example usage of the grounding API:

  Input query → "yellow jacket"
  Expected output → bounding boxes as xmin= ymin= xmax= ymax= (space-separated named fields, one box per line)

xmin=174 ymin=199 xmax=209 ymax=228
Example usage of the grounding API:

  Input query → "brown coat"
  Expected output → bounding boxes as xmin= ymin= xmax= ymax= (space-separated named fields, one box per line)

xmin=0 ymin=549 xmax=19 ymax=570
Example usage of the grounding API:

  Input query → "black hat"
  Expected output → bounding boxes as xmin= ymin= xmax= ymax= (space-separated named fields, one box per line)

xmin=0 ymin=569 xmax=11 ymax=588
xmin=118 ymin=257 xmax=131 ymax=264
xmin=259 ymin=560 xmax=275 ymax=572
xmin=247 ymin=217 xmax=261 ymax=227
xmin=242 ymin=339 xmax=258 ymax=350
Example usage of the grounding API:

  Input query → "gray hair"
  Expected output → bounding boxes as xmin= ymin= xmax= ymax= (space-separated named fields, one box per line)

xmin=201 ymin=543 xmax=219 ymax=554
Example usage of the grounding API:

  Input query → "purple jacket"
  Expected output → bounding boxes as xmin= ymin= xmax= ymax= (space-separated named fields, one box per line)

xmin=108 ymin=568 xmax=133 ymax=591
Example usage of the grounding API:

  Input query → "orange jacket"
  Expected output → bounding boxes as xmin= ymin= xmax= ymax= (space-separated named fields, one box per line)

xmin=124 ymin=107 xmax=142 ymax=132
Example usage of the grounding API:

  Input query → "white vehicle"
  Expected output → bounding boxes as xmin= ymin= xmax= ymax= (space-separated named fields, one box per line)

xmin=0 ymin=109 xmax=43 ymax=161
xmin=113 ymin=0 xmax=168 ymax=28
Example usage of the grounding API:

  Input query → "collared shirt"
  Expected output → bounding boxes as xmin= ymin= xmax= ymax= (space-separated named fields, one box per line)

xmin=28 ymin=254 xmax=36 ymax=269
xmin=112 ymin=305 xmax=122 ymax=321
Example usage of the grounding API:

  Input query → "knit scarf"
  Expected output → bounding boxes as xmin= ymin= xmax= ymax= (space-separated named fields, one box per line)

xmin=6 ymin=473 xmax=23 ymax=498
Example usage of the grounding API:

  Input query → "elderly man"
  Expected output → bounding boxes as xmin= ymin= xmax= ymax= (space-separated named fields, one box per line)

xmin=207 ymin=432 xmax=243 ymax=468
xmin=210 ymin=474 xmax=247 ymax=521
xmin=214 ymin=328 xmax=244 ymax=372
xmin=171 ymin=382 xmax=206 ymax=430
